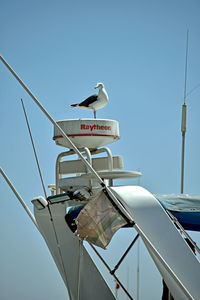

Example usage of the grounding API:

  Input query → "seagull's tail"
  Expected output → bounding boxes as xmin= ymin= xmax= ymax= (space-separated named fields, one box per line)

xmin=70 ymin=104 xmax=78 ymax=107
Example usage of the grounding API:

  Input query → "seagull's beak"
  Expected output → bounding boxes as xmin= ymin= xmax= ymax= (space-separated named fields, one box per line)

xmin=94 ymin=84 xmax=98 ymax=89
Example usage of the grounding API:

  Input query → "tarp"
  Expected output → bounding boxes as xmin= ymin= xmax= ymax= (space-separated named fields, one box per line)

xmin=155 ymin=194 xmax=200 ymax=231
xmin=76 ymin=191 xmax=127 ymax=248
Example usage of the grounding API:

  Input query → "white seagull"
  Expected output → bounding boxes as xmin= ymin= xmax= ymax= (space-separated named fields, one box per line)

xmin=71 ymin=82 xmax=108 ymax=118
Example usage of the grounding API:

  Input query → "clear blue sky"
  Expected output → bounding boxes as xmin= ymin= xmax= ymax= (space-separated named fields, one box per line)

xmin=1 ymin=0 xmax=200 ymax=299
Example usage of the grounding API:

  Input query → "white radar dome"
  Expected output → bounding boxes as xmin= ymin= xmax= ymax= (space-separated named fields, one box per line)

xmin=53 ymin=119 xmax=120 ymax=149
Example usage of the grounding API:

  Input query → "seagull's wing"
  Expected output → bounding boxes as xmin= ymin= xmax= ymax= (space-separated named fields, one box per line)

xmin=78 ymin=94 xmax=98 ymax=107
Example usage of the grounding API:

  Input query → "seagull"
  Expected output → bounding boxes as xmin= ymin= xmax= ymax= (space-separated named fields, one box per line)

xmin=70 ymin=82 xmax=108 ymax=118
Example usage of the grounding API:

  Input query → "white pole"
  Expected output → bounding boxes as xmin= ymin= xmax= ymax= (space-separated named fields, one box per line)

xmin=127 ymin=267 xmax=129 ymax=300
xmin=137 ymin=238 xmax=140 ymax=300
xmin=0 ymin=167 xmax=38 ymax=228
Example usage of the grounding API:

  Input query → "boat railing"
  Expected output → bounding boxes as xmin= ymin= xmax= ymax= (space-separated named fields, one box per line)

xmin=167 ymin=210 xmax=200 ymax=256
xmin=55 ymin=147 xmax=124 ymax=194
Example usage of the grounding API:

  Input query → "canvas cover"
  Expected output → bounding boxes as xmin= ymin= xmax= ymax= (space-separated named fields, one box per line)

xmin=155 ymin=194 xmax=200 ymax=231
xmin=76 ymin=191 xmax=127 ymax=248
xmin=155 ymin=194 xmax=200 ymax=212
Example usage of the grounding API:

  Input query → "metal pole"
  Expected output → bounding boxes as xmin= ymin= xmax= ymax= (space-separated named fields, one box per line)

xmin=183 ymin=30 xmax=189 ymax=105
xmin=110 ymin=233 xmax=139 ymax=275
xmin=180 ymin=30 xmax=189 ymax=194
xmin=181 ymin=104 xmax=187 ymax=193
xmin=0 ymin=167 xmax=38 ymax=228
xmin=0 ymin=55 xmax=134 ymax=224
xmin=137 ymin=238 xmax=140 ymax=300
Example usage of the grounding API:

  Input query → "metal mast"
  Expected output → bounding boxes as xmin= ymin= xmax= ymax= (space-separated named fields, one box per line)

xmin=181 ymin=30 xmax=189 ymax=194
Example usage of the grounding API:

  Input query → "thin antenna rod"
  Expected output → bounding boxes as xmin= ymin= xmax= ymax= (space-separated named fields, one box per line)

xmin=21 ymin=99 xmax=47 ymax=199
xmin=184 ymin=30 xmax=189 ymax=104
xmin=181 ymin=30 xmax=189 ymax=193
xmin=186 ymin=82 xmax=200 ymax=99
xmin=0 ymin=167 xmax=38 ymax=228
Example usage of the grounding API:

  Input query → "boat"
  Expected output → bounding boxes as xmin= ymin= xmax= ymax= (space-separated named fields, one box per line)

xmin=1 ymin=55 xmax=200 ymax=300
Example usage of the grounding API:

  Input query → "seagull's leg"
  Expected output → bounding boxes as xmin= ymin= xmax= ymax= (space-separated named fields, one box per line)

xmin=94 ymin=110 xmax=96 ymax=118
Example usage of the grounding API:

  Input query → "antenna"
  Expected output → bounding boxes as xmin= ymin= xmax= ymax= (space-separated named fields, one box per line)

xmin=181 ymin=30 xmax=189 ymax=194
xmin=183 ymin=30 xmax=189 ymax=105
xmin=21 ymin=99 xmax=47 ymax=199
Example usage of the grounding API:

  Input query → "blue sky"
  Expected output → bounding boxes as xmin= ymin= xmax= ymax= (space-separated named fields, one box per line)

xmin=1 ymin=0 xmax=200 ymax=299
